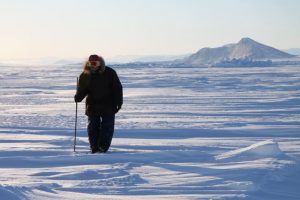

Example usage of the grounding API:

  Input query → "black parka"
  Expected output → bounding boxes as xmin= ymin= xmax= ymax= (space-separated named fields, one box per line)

xmin=75 ymin=66 xmax=123 ymax=116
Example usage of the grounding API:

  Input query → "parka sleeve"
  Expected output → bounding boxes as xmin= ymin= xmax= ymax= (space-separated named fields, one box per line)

xmin=74 ymin=73 xmax=90 ymax=102
xmin=111 ymin=70 xmax=123 ymax=109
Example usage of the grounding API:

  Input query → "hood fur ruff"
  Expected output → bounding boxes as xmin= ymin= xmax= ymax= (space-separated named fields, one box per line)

xmin=83 ymin=56 xmax=106 ymax=74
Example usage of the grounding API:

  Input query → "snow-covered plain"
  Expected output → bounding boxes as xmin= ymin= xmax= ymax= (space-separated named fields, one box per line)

xmin=0 ymin=63 xmax=300 ymax=199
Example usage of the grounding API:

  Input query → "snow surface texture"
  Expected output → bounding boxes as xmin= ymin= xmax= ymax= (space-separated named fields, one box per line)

xmin=0 ymin=64 xmax=300 ymax=199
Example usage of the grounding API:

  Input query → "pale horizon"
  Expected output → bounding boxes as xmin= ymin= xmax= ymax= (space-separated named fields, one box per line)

xmin=1 ymin=0 xmax=299 ymax=61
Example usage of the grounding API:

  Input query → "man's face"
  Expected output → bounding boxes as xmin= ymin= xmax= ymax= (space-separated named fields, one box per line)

xmin=89 ymin=61 xmax=100 ymax=70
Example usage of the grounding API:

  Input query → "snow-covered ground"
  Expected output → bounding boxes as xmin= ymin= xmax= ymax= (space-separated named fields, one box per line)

xmin=0 ymin=63 xmax=300 ymax=199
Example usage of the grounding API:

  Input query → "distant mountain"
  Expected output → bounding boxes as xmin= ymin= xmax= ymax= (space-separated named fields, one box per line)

xmin=107 ymin=54 xmax=191 ymax=64
xmin=132 ymin=54 xmax=192 ymax=63
xmin=283 ymin=48 xmax=300 ymax=56
xmin=184 ymin=38 xmax=295 ymax=66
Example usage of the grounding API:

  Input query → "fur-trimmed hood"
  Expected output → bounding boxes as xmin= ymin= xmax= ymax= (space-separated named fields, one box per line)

xmin=83 ymin=56 xmax=106 ymax=74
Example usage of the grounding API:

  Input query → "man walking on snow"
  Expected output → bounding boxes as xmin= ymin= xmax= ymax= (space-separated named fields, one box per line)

xmin=74 ymin=54 xmax=123 ymax=153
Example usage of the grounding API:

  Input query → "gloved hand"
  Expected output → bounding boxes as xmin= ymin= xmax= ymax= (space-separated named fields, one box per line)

xmin=115 ymin=104 xmax=122 ymax=113
xmin=74 ymin=95 xmax=81 ymax=103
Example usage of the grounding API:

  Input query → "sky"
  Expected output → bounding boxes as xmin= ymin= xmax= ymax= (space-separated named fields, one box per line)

xmin=0 ymin=0 xmax=299 ymax=61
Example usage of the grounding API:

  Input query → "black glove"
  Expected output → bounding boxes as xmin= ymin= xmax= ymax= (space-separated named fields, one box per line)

xmin=115 ymin=104 xmax=122 ymax=113
xmin=74 ymin=95 xmax=81 ymax=103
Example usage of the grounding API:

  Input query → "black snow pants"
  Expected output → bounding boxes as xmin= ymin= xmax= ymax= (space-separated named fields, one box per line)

xmin=87 ymin=115 xmax=115 ymax=153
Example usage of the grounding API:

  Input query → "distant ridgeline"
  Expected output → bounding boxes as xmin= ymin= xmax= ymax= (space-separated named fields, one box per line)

xmin=112 ymin=37 xmax=299 ymax=68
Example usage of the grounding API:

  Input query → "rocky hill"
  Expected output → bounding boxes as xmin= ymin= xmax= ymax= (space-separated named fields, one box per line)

xmin=184 ymin=38 xmax=295 ymax=66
